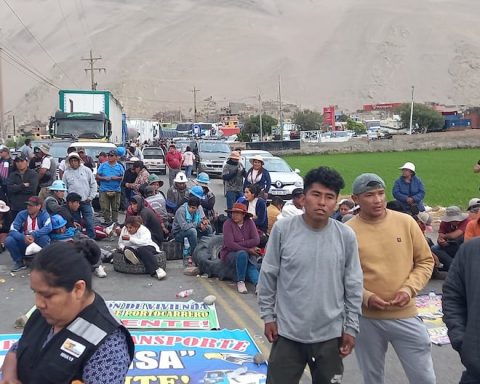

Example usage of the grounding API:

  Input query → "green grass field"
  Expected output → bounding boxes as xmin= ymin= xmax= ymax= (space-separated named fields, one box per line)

xmin=283 ymin=149 xmax=480 ymax=208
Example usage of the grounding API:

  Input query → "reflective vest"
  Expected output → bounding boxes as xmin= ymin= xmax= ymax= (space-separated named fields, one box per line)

xmin=16 ymin=293 xmax=134 ymax=384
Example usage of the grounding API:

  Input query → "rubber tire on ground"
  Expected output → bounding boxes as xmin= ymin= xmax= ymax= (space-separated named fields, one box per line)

xmin=113 ymin=250 xmax=167 ymax=274
xmin=161 ymin=241 xmax=183 ymax=260
xmin=192 ymin=235 xmax=236 ymax=280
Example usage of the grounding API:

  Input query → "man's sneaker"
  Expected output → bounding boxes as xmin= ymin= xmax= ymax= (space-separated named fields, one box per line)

xmin=124 ymin=249 xmax=140 ymax=265
xmin=156 ymin=268 xmax=167 ymax=280
xmin=11 ymin=263 xmax=27 ymax=273
xmin=237 ymin=281 xmax=248 ymax=294
xmin=94 ymin=265 xmax=107 ymax=278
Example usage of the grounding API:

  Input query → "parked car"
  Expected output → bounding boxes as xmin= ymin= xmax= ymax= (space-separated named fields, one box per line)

xmin=32 ymin=139 xmax=75 ymax=164
xmin=68 ymin=141 xmax=117 ymax=174
xmin=240 ymin=155 xmax=303 ymax=200
xmin=141 ymin=146 xmax=166 ymax=175
xmin=196 ymin=140 xmax=231 ymax=176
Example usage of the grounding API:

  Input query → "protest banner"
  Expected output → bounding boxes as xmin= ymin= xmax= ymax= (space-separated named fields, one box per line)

xmin=416 ymin=293 xmax=450 ymax=345
xmin=107 ymin=300 xmax=220 ymax=330
xmin=0 ymin=329 xmax=267 ymax=383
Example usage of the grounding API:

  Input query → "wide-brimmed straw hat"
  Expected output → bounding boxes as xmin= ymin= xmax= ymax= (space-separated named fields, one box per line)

xmin=440 ymin=206 xmax=468 ymax=222
xmin=249 ymin=155 xmax=264 ymax=165
xmin=225 ymin=203 xmax=252 ymax=217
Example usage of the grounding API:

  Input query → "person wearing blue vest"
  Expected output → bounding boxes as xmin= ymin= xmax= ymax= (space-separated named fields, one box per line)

xmin=0 ymin=241 xmax=134 ymax=383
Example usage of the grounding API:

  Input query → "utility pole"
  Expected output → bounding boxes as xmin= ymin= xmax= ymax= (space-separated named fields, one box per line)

xmin=258 ymin=93 xmax=263 ymax=141
xmin=192 ymin=87 xmax=200 ymax=124
xmin=278 ymin=76 xmax=283 ymax=140
xmin=409 ymin=85 xmax=415 ymax=135
xmin=81 ymin=50 xmax=106 ymax=90
xmin=0 ymin=47 xmax=4 ymax=140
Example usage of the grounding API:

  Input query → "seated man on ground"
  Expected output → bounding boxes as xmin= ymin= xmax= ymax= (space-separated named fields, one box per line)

xmin=118 ymin=215 xmax=166 ymax=280
xmin=464 ymin=198 xmax=480 ymax=241
xmin=172 ymin=195 xmax=212 ymax=256
xmin=5 ymin=196 xmax=52 ymax=272
xmin=194 ymin=172 xmax=216 ymax=222
xmin=220 ymin=203 xmax=260 ymax=294
xmin=431 ymin=206 xmax=469 ymax=271
xmin=43 ymin=180 xmax=67 ymax=215
xmin=59 ymin=192 xmax=83 ymax=230
xmin=166 ymin=172 xmax=189 ymax=212
xmin=277 ymin=187 xmax=304 ymax=220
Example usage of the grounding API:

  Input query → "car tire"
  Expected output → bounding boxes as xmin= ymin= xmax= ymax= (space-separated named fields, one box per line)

xmin=161 ymin=240 xmax=183 ymax=260
xmin=192 ymin=235 xmax=236 ymax=280
xmin=113 ymin=250 xmax=167 ymax=274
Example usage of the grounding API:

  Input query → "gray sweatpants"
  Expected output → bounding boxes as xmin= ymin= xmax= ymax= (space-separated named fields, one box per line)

xmin=355 ymin=316 xmax=436 ymax=384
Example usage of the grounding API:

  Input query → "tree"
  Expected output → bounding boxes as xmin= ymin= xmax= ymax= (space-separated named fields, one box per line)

xmin=293 ymin=109 xmax=323 ymax=131
xmin=243 ymin=114 xmax=278 ymax=137
xmin=395 ymin=103 xmax=445 ymax=132
xmin=346 ymin=119 xmax=366 ymax=134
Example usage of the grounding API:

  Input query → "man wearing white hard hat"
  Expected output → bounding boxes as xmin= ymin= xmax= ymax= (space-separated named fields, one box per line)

xmin=167 ymin=172 xmax=189 ymax=211
xmin=392 ymin=161 xmax=426 ymax=215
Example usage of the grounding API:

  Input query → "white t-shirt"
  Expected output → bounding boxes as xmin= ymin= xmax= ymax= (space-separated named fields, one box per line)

xmin=41 ymin=156 xmax=51 ymax=170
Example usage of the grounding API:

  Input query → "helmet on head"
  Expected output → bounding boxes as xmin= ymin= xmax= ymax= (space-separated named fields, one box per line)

xmin=51 ymin=214 xmax=67 ymax=230
xmin=116 ymin=147 xmax=126 ymax=157
xmin=195 ymin=172 xmax=210 ymax=185
xmin=174 ymin=172 xmax=188 ymax=183
xmin=49 ymin=180 xmax=67 ymax=192
xmin=190 ymin=185 xmax=204 ymax=199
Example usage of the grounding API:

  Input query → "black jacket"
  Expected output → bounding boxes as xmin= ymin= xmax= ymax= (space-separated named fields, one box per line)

xmin=6 ymin=169 xmax=39 ymax=212
xmin=443 ymin=237 xmax=480 ymax=379
xmin=129 ymin=195 xmax=164 ymax=245
xmin=16 ymin=293 xmax=134 ymax=384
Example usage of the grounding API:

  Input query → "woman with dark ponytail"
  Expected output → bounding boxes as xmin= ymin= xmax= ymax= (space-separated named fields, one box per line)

xmin=0 ymin=241 xmax=135 ymax=384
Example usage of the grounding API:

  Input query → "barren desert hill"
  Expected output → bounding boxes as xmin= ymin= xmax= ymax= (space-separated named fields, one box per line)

xmin=2 ymin=0 xmax=480 ymax=126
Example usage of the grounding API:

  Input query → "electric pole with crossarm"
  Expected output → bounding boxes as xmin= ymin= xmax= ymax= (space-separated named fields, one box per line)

xmin=81 ymin=50 xmax=106 ymax=90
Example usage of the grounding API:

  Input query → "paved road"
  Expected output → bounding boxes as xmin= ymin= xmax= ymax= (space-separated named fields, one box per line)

xmin=0 ymin=174 xmax=465 ymax=383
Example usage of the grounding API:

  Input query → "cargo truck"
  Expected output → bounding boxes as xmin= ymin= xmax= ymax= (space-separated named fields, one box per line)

xmin=48 ymin=90 xmax=126 ymax=144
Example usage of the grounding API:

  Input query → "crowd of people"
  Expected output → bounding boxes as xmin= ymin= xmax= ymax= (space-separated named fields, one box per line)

xmin=2 ymin=137 xmax=480 ymax=383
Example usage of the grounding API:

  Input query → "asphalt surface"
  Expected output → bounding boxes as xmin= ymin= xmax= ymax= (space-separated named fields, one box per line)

xmin=0 ymin=173 xmax=465 ymax=383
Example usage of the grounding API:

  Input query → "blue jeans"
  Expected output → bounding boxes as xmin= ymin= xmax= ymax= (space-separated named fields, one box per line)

xmin=225 ymin=191 xmax=243 ymax=212
xmin=80 ymin=201 xmax=95 ymax=239
xmin=228 ymin=250 xmax=259 ymax=284
xmin=174 ymin=226 xmax=212 ymax=253
xmin=185 ymin=165 xmax=193 ymax=179
xmin=6 ymin=233 xmax=51 ymax=264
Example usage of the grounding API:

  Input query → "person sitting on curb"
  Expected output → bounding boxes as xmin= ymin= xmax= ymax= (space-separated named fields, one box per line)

xmin=172 ymin=195 xmax=212 ymax=256
xmin=464 ymin=198 xmax=480 ymax=241
xmin=167 ymin=172 xmax=189 ymax=212
xmin=432 ymin=206 xmax=469 ymax=271
xmin=43 ymin=180 xmax=67 ymax=215
xmin=5 ymin=196 xmax=52 ymax=272
xmin=118 ymin=215 xmax=166 ymax=280
xmin=277 ymin=187 xmax=305 ymax=220
xmin=220 ymin=203 xmax=260 ymax=294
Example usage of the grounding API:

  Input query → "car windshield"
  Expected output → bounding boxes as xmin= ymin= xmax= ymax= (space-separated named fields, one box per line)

xmin=143 ymin=148 xmax=164 ymax=159
xmin=49 ymin=142 xmax=75 ymax=158
xmin=174 ymin=141 xmax=192 ymax=152
xmin=261 ymin=158 xmax=292 ymax=172
xmin=198 ymin=142 xmax=230 ymax=153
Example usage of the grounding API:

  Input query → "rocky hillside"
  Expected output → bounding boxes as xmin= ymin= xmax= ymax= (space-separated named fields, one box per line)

xmin=2 ymin=0 xmax=480 ymax=126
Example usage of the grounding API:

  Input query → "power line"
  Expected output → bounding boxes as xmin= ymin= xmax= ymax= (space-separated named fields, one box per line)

xmin=1 ymin=0 xmax=80 ymax=87
xmin=81 ymin=50 xmax=106 ymax=90
xmin=56 ymin=0 xmax=74 ymax=42
xmin=1 ymin=45 xmax=56 ymax=86
xmin=1 ymin=49 xmax=60 ymax=89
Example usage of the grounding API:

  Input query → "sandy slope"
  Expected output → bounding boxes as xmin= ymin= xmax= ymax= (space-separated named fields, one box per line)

xmin=1 ymin=0 xmax=480 ymax=125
